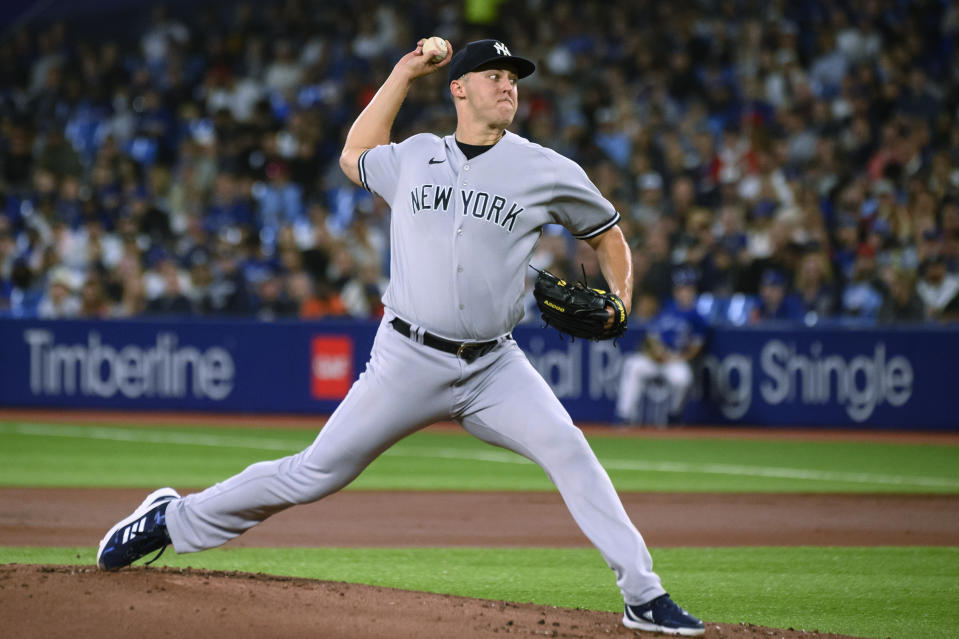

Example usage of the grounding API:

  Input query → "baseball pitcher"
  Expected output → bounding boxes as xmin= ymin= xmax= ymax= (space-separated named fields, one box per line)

xmin=97 ymin=38 xmax=704 ymax=636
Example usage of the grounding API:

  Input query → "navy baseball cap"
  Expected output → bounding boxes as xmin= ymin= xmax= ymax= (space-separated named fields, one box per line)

xmin=761 ymin=269 xmax=787 ymax=287
xmin=672 ymin=266 xmax=699 ymax=287
xmin=448 ymin=39 xmax=536 ymax=83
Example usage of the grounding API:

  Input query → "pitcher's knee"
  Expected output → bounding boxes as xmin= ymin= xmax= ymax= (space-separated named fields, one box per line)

xmin=534 ymin=424 xmax=594 ymax=470
xmin=283 ymin=451 xmax=366 ymax=504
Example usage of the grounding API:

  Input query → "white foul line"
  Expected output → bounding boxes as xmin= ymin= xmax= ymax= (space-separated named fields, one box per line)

xmin=2 ymin=423 xmax=300 ymax=451
xmin=3 ymin=422 xmax=958 ymax=490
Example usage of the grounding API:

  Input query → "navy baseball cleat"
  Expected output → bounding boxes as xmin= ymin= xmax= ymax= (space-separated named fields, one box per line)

xmin=96 ymin=487 xmax=180 ymax=570
xmin=623 ymin=593 xmax=705 ymax=636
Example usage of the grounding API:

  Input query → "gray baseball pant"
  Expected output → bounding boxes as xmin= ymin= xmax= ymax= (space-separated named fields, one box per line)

xmin=165 ymin=316 xmax=666 ymax=605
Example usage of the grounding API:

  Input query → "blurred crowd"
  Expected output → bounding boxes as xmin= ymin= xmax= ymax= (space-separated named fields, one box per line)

xmin=2 ymin=0 xmax=959 ymax=326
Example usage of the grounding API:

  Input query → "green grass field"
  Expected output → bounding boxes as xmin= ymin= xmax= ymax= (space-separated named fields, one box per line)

xmin=3 ymin=419 xmax=959 ymax=639
xmin=2 ymin=421 xmax=958 ymax=493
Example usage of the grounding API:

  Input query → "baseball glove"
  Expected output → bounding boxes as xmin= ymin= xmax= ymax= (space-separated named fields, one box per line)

xmin=532 ymin=267 xmax=627 ymax=341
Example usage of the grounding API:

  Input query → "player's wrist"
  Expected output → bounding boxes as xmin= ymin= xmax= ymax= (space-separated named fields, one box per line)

xmin=388 ymin=65 xmax=418 ymax=86
xmin=610 ymin=292 xmax=630 ymax=318
xmin=392 ymin=53 xmax=437 ymax=84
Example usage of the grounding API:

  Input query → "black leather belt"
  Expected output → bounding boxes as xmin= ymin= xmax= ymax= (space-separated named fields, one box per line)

xmin=390 ymin=317 xmax=508 ymax=363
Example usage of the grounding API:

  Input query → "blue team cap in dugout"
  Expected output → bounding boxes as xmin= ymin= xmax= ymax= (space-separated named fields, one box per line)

xmin=448 ymin=40 xmax=536 ymax=83
xmin=672 ymin=266 xmax=699 ymax=287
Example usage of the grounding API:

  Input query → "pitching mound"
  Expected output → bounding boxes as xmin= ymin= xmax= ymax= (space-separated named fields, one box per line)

xmin=1 ymin=564 xmax=863 ymax=638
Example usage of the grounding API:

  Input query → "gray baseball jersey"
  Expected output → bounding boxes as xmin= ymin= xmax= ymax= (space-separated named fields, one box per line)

xmin=358 ymin=131 xmax=620 ymax=339
xmin=164 ymin=131 xmax=667 ymax=608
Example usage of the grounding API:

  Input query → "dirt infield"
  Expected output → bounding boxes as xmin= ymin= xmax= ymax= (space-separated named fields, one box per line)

xmin=3 ymin=488 xmax=959 ymax=548
xmin=2 ymin=489 xmax=958 ymax=638
xmin=1 ymin=565 xmax=867 ymax=639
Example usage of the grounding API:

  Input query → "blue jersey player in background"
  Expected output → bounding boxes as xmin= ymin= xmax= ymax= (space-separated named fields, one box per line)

xmin=617 ymin=266 xmax=707 ymax=426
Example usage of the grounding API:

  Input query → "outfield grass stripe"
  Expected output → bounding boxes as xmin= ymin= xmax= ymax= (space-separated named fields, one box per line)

xmin=393 ymin=448 xmax=959 ymax=489
xmin=6 ymin=422 xmax=958 ymax=490
xmin=3 ymin=423 xmax=299 ymax=451
xmin=601 ymin=460 xmax=959 ymax=488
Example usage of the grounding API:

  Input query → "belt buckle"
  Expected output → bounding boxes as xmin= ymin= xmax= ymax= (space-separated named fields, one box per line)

xmin=456 ymin=342 xmax=469 ymax=359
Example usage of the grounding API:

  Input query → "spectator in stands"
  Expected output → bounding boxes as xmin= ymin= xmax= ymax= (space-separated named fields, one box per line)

xmin=616 ymin=266 xmax=707 ymax=426
xmin=2 ymin=0 xmax=957 ymax=329
xmin=108 ymin=258 xmax=147 ymax=318
xmin=917 ymin=253 xmax=959 ymax=320
xmin=78 ymin=217 xmax=123 ymax=275
xmin=79 ymin=273 xmax=111 ymax=318
xmin=255 ymin=159 xmax=305 ymax=251
xmin=832 ymin=214 xmax=861 ymax=282
xmin=36 ymin=267 xmax=80 ymax=318
xmin=674 ymin=208 xmax=715 ymax=274
xmin=297 ymin=200 xmax=337 ymax=277
xmin=941 ymin=294 xmax=959 ymax=323
xmin=204 ymin=172 xmax=255 ymax=237
xmin=632 ymin=172 xmax=665 ymax=226
xmin=145 ymin=258 xmax=193 ymax=316
xmin=750 ymin=268 xmax=804 ymax=323
xmin=697 ymin=234 xmax=744 ymax=298
xmin=840 ymin=245 xmax=885 ymax=321
xmin=636 ymin=223 xmax=674 ymax=304
xmin=745 ymin=200 xmax=777 ymax=263
xmin=879 ymin=268 xmax=925 ymax=324
xmin=4 ymin=259 xmax=42 ymax=317
xmin=342 ymin=211 xmax=388 ymax=276
xmin=325 ymin=243 xmax=357 ymax=293
xmin=631 ymin=290 xmax=661 ymax=323
xmin=0 ymin=226 xmax=15 ymax=312
xmin=941 ymin=198 xmax=959 ymax=268
xmin=253 ymin=271 xmax=298 ymax=321
xmin=340 ymin=260 xmax=388 ymax=319
xmin=794 ymin=251 xmax=837 ymax=320
xmin=287 ymin=270 xmax=346 ymax=320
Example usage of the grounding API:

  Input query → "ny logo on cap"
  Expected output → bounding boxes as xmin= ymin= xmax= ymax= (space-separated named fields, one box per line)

xmin=493 ymin=41 xmax=511 ymax=56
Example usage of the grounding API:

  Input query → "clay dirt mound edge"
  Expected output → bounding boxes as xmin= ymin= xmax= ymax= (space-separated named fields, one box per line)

xmin=0 ymin=564 xmax=867 ymax=639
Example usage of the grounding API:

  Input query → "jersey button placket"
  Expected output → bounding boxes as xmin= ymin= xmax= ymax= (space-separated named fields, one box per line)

xmin=454 ymin=162 xmax=466 ymax=321
xmin=455 ymin=244 xmax=464 ymax=311
xmin=456 ymin=256 xmax=464 ymax=311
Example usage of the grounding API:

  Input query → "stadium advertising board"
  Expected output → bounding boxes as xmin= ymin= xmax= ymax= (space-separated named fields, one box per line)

xmin=0 ymin=318 xmax=954 ymax=429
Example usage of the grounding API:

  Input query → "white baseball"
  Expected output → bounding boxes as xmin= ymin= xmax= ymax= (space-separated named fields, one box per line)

xmin=422 ymin=36 xmax=448 ymax=62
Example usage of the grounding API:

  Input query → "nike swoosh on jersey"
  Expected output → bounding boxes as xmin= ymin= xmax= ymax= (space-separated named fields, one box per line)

xmin=429 ymin=158 xmax=445 ymax=164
